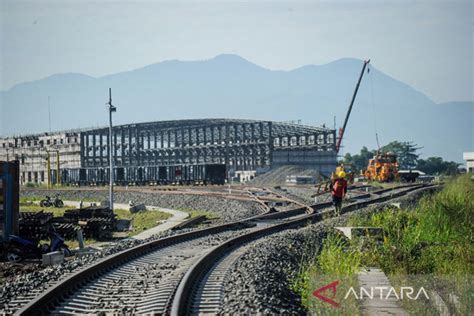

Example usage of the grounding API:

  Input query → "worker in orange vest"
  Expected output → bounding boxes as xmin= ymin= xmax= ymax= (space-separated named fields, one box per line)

xmin=331 ymin=171 xmax=348 ymax=216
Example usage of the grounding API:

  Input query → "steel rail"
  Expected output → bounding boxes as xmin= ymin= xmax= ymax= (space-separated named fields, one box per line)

xmin=171 ymin=183 xmax=435 ymax=316
xmin=14 ymin=183 xmax=424 ymax=315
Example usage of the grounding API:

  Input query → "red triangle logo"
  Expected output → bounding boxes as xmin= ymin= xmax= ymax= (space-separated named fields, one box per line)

xmin=312 ymin=280 xmax=340 ymax=308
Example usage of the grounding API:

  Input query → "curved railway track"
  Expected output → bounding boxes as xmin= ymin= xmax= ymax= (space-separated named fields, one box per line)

xmin=171 ymin=183 xmax=434 ymax=316
xmin=13 ymin=183 xmax=430 ymax=315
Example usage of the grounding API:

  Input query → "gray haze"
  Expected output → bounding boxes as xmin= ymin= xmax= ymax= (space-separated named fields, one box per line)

xmin=1 ymin=55 xmax=472 ymax=163
xmin=1 ymin=0 xmax=472 ymax=102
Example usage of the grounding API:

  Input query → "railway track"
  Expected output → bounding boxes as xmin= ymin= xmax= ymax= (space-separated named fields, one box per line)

xmin=171 ymin=183 xmax=434 ymax=316
xmin=12 ymin=183 xmax=429 ymax=315
xmin=12 ymin=203 xmax=312 ymax=315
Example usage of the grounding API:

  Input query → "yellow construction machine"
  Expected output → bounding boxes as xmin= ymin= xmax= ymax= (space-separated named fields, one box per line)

xmin=364 ymin=151 xmax=399 ymax=182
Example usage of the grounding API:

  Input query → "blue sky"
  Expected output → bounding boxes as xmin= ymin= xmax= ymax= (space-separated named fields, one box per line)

xmin=0 ymin=0 xmax=472 ymax=103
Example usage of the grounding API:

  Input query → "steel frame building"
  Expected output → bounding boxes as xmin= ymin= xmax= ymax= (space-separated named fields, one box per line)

xmin=0 ymin=119 xmax=337 ymax=185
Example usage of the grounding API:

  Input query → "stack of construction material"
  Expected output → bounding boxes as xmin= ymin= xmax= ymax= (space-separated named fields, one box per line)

xmin=63 ymin=206 xmax=116 ymax=239
xmin=19 ymin=211 xmax=54 ymax=240
xmin=51 ymin=220 xmax=78 ymax=239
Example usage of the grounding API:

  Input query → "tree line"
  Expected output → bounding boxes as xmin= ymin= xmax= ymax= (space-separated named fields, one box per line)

xmin=341 ymin=141 xmax=460 ymax=175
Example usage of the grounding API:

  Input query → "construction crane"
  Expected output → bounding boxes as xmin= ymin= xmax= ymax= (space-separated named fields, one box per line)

xmin=335 ymin=59 xmax=371 ymax=154
xmin=313 ymin=59 xmax=370 ymax=197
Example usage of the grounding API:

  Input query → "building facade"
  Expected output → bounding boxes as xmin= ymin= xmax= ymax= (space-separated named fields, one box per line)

xmin=0 ymin=131 xmax=82 ymax=185
xmin=0 ymin=119 xmax=337 ymax=185
xmin=463 ymin=152 xmax=474 ymax=173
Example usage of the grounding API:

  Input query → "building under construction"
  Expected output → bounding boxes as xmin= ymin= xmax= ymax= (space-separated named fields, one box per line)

xmin=0 ymin=119 xmax=337 ymax=185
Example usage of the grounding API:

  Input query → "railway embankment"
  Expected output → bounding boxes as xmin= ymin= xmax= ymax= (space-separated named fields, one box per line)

xmin=290 ymin=175 xmax=472 ymax=315
xmin=220 ymin=184 xmax=444 ymax=314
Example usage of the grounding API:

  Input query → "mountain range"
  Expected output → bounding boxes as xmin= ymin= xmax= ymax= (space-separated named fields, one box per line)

xmin=1 ymin=54 xmax=472 ymax=162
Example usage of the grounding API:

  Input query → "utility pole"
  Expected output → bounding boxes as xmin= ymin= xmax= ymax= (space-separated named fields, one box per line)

xmin=107 ymin=88 xmax=116 ymax=211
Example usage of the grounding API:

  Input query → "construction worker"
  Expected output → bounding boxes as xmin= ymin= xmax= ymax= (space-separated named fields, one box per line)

xmin=331 ymin=171 xmax=348 ymax=216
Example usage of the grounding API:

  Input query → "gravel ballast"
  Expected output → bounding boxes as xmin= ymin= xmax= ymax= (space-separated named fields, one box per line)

xmin=220 ymin=186 xmax=439 ymax=315
xmin=22 ymin=189 xmax=264 ymax=223
xmin=0 ymin=226 xmax=247 ymax=313
xmin=3 ymin=188 xmax=264 ymax=312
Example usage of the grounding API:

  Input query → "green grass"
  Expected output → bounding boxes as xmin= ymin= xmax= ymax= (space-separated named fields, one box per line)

xmin=177 ymin=208 xmax=219 ymax=220
xmin=114 ymin=208 xmax=172 ymax=236
xmin=20 ymin=195 xmax=99 ymax=203
xmin=19 ymin=196 xmax=44 ymax=203
xmin=290 ymin=233 xmax=364 ymax=315
xmin=20 ymin=204 xmax=72 ymax=217
xmin=291 ymin=174 xmax=473 ymax=314
xmin=348 ymin=174 xmax=473 ymax=275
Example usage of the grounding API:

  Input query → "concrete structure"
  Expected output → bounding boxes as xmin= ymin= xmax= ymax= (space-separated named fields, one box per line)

xmin=335 ymin=226 xmax=383 ymax=241
xmin=358 ymin=268 xmax=407 ymax=316
xmin=0 ymin=119 xmax=337 ymax=185
xmin=42 ymin=251 xmax=65 ymax=266
xmin=463 ymin=152 xmax=474 ymax=173
xmin=0 ymin=131 xmax=81 ymax=185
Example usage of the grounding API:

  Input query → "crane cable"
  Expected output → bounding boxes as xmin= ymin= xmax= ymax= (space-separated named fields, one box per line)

xmin=368 ymin=64 xmax=380 ymax=151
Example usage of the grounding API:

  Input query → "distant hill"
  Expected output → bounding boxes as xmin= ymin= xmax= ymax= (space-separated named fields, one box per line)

xmin=1 ymin=54 xmax=472 ymax=162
